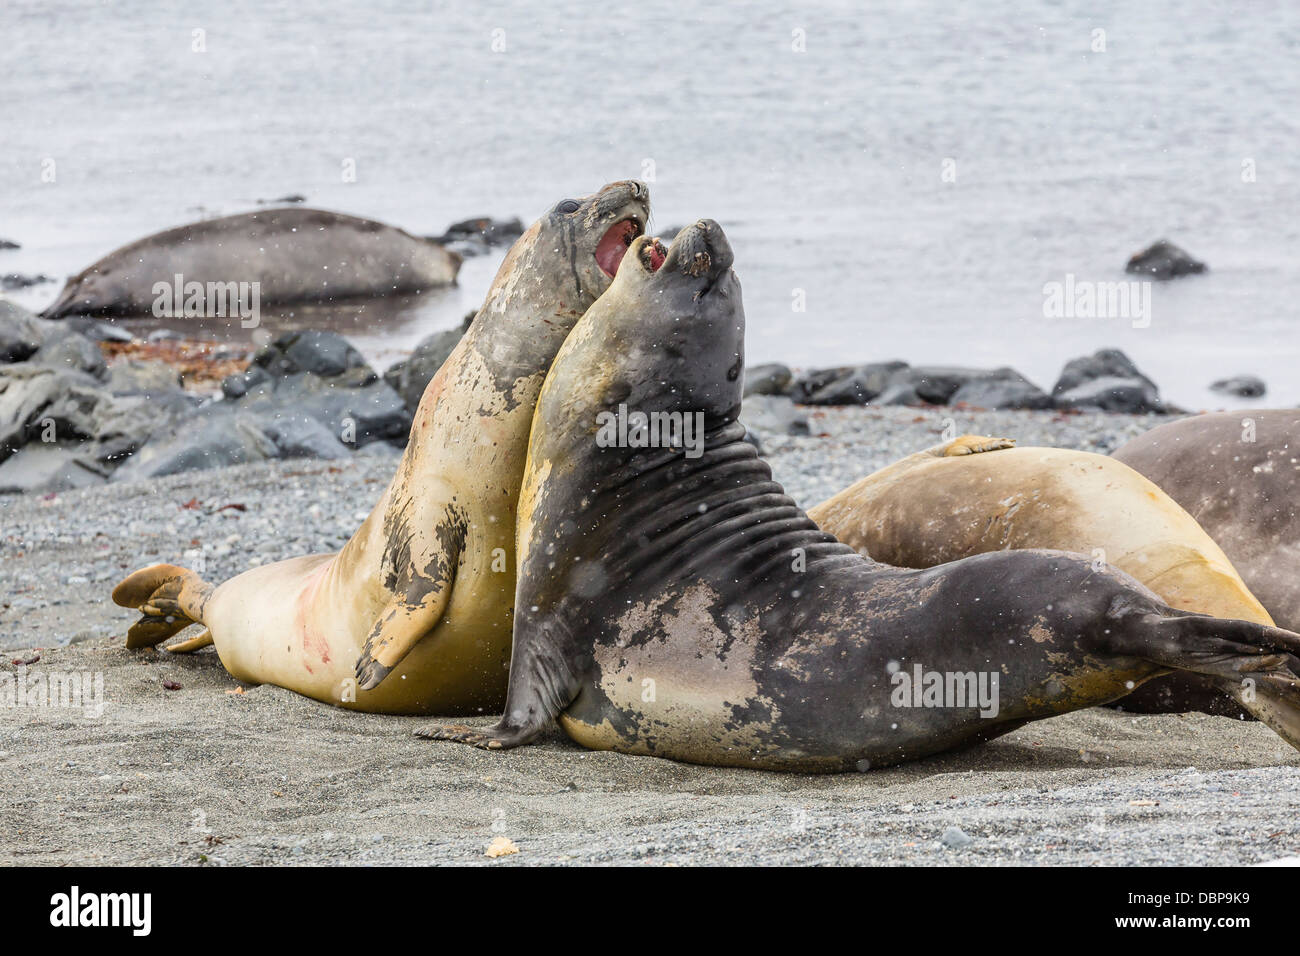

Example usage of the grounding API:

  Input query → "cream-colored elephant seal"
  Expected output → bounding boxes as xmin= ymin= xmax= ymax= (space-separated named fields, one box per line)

xmin=112 ymin=181 xmax=651 ymax=715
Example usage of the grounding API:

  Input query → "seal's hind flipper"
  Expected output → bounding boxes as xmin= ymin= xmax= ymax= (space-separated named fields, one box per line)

xmin=942 ymin=435 xmax=1016 ymax=457
xmin=1115 ymin=609 xmax=1300 ymax=752
xmin=165 ymin=629 xmax=214 ymax=653
xmin=112 ymin=564 xmax=214 ymax=649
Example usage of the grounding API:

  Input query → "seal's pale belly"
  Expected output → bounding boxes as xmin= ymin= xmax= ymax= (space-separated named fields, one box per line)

xmin=206 ymin=532 xmax=515 ymax=716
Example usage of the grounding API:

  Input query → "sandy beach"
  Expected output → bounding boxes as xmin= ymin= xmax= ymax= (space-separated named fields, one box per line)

xmin=4 ymin=405 xmax=1299 ymax=866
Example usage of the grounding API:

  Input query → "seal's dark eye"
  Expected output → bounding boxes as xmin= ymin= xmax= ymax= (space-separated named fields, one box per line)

xmin=556 ymin=199 xmax=580 ymax=214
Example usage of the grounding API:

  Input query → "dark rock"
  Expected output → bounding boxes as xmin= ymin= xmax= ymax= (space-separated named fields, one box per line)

xmin=742 ymin=363 xmax=793 ymax=397
xmin=29 ymin=326 xmax=107 ymax=379
xmin=0 ymin=444 xmax=109 ymax=494
xmin=253 ymin=330 xmax=368 ymax=378
xmin=1 ymin=298 xmax=51 ymax=363
xmin=1054 ymin=376 xmax=1165 ymax=413
xmin=790 ymin=366 xmax=856 ymax=403
xmin=1 ymin=273 xmax=54 ymax=291
xmin=0 ymin=361 xmax=196 ymax=470
xmin=221 ymin=365 xmax=274 ymax=400
xmin=253 ymin=413 xmax=351 ymax=460
xmin=432 ymin=217 xmax=525 ymax=255
xmin=741 ymin=395 xmax=811 ymax=437
xmin=869 ymin=382 xmax=925 ymax=406
xmin=0 ymin=366 xmax=103 ymax=460
xmin=886 ymin=366 xmax=990 ymax=405
xmin=111 ymin=408 xmax=277 ymax=482
xmin=262 ymin=375 xmax=410 ymax=447
xmin=88 ymin=390 xmax=197 ymax=465
xmin=0 ymin=240 xmax=19 ymax=251
xmin=1052 ymin=348 xmax=1157 ymax=396
xmin=257 ymin=194 xmax=307 ymax=204
xmin=949 ymin=368 xmax=1053 ymax=410
xmin=802 ymin=362 xmax=909 ymax=405
xmin=106 ymin=360 xmax=182 ymax=396
xmin=1126 ymin=240 xmax=1206 ymax=280
xmin=64 ymin=317 xmax=136 ymax=343
xmin=383 ymin=314 xmax=473 ymax=412
xmin=1210 ymin=375 xmax=1266 ymax=398
xmin=231 ymin=331 xmax=411 ymax=447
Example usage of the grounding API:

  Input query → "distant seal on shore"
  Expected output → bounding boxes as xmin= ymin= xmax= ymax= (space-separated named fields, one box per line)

xmin=419 ymin=221 xmax=1300 ymax=770
xmin=42 ymin=207 xmax=462 ymax=319
xmin=1114 ymin=410 xmax=1300 ymax=632
xmin=113 ymin=181 xmax=651 ymax=714
xmin=807 ymin=441 xmax=1276 ymax=717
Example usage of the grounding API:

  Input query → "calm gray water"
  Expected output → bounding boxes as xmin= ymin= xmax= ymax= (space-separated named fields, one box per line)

xmin=3 ymin=0 xmax=1298 ymax=408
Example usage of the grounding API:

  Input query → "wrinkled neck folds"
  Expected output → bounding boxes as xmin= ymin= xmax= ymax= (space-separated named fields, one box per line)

xmin=545 ymin=422 xmax=857 ymax=607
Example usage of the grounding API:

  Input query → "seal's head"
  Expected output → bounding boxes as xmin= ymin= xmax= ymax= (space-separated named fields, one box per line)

xmin=480 ymin=180 xmax=650 ymax=323
xmin=594 ymin=218 xmax=744 ymax=423
xmin=41 ymin=269 xmax=114 ymax=319
xmin=544 ymin=181 xmax=651 ymax=290
xmin=524 ymin=218 xmax=744 ymax=489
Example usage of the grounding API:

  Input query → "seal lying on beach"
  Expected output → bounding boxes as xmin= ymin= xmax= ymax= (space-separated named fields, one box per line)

xmin=807 ymin=442 xmax=1275 ymax=717
xmin=1114 ymin=410 xmax=1300 ymax=632
xmin=419 ymin=220 xmax=1300 ymax=771
xmin=112 ymin=181 xmax=651 ymax=714
xmin=42 ymin=207 xmax=462 ymax=319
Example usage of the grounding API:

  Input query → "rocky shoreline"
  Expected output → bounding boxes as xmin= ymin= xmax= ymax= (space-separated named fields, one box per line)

xmin=2 ymin=287 xmax=1200 ymax=497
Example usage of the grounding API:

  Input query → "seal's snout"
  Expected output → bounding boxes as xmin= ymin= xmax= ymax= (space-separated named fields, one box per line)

xmin=663 ymin=218 xmax=733 ymax=283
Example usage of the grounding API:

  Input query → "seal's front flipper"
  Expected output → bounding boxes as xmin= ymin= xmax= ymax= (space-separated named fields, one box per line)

xmin=112 ymin=564 xmax=214 ymax=649
xmin=416 ymin=621 xmax=581 ymax=751
xmin=354 ymin=500 xmax=467 ymax=690
xmin=355 ymin=587 xmax=456 ymax=690
xmin=414 ymin=721 xmax=532 ymax=750
xmin=942 ymin=435 xmax=1016 ymax=457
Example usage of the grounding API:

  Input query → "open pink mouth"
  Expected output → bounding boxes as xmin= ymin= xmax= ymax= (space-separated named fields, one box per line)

xmin=595 ymin=218 xmax=643 ymax=277
xmin=643 ymin=237 xmax=667 ymax=272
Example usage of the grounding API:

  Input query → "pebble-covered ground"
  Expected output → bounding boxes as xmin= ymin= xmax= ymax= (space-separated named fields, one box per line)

xmin=7 ymin=404 xmax=1299 ymax=867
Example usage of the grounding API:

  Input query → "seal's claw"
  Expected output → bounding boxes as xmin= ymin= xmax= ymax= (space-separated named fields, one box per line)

xmin=354 ymin=656 xmax=391 ymax=692
xmin=125 ymin=614 xmax=190 ymax=648
xmin=165 ymin=628 xmax=214 ymax=653
xmin=943 ymin=434 xmax=1016 ymax=456
xmin=415 ymin=724 xmax=507 ymax=750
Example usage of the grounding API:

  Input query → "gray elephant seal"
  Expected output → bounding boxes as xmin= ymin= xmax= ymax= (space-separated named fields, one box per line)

xmin=419 ymin=221 xmax=1300 ymax=771
xmin=1114 ymin=410 xmax=1300 ymax=632
xmin=112 ymin=182 xmax=650 ymax=715
xmin=807 ymin=441 xmax=1275 ymax=718
xmin=42 ymin=207 xmax=461 ymax=319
